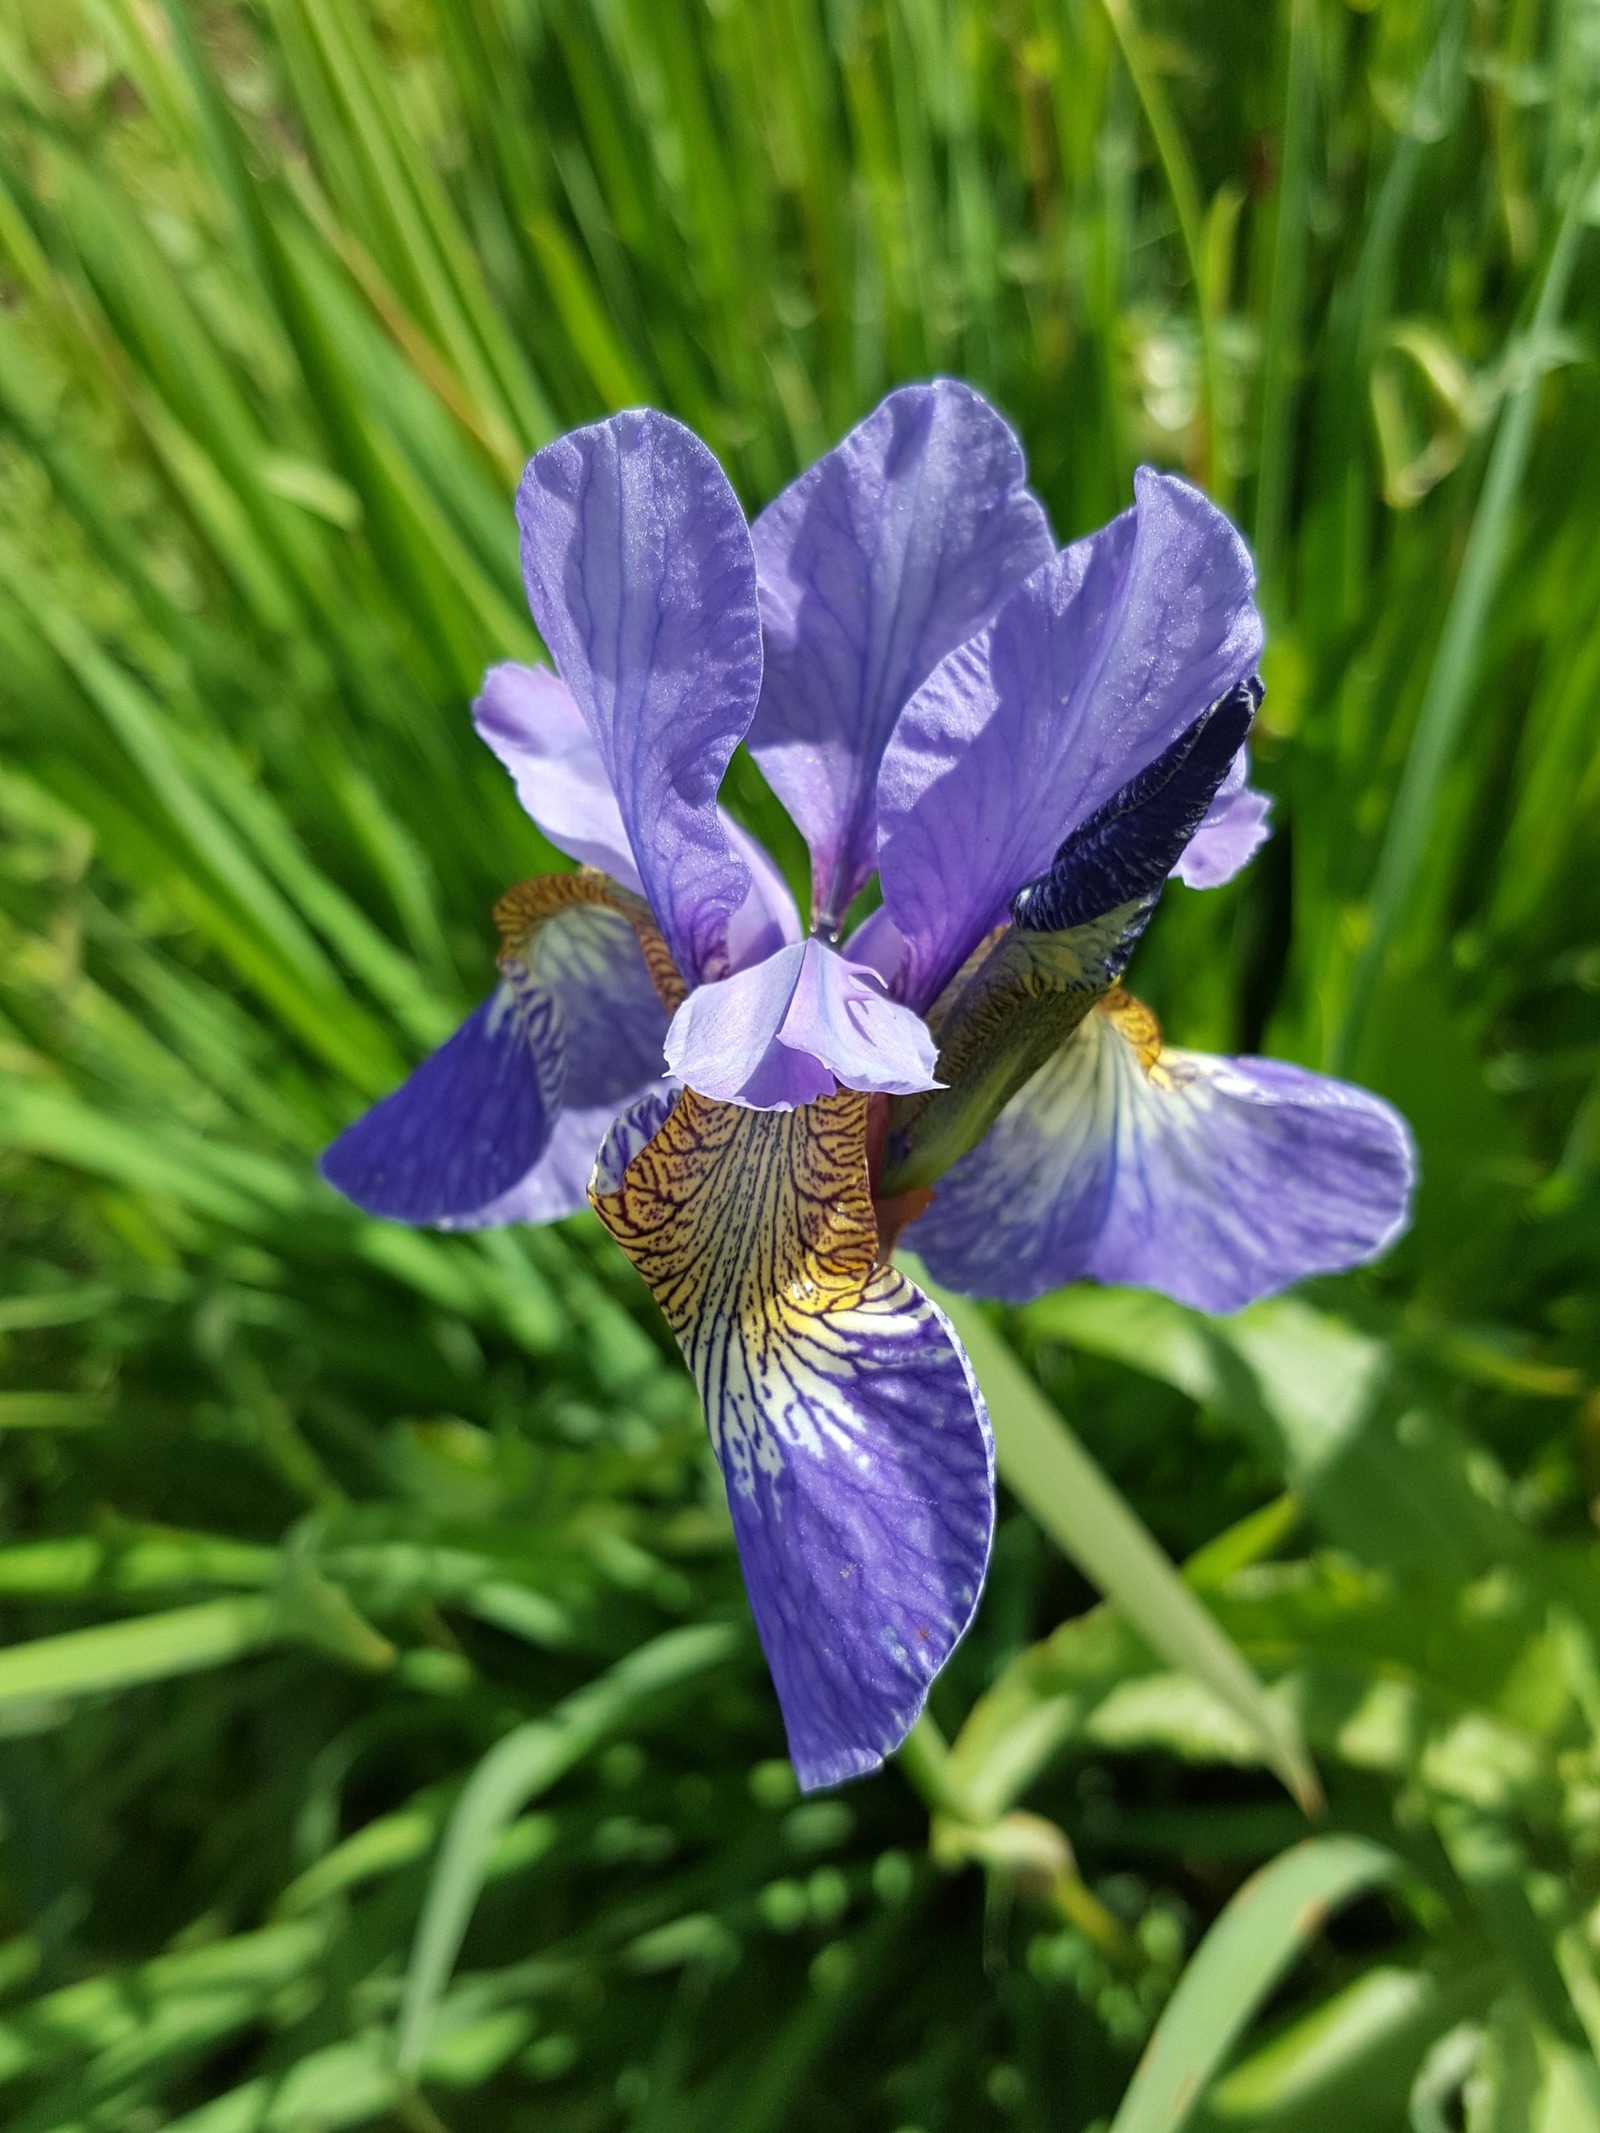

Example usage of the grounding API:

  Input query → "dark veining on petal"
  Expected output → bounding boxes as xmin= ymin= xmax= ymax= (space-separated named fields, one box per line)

xmin=494 ymin=866 xmax=687 ymax=1010
xmin=589 ymin=1086 xmax=992 ymax=1790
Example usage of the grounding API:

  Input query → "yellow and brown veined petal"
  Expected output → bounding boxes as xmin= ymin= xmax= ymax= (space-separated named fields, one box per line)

xmin=591 ymin=1085 xmax=994 ymax=1792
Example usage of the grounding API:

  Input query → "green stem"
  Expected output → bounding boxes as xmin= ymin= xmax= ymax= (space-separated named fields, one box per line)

xmin=897 ymin=1712 xmax=975 ymax=1822
xmin=1253 ymin=0 xmax=1317 ymax=600
xmin=1098 ymin=0 xmax=1225 ymax=504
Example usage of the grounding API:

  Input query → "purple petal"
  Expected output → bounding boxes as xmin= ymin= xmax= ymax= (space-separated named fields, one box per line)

xmin=878 ymin=468 xmax=1264 ymax=1009
xmin=1173 ymin=749 xmax=1273 ymax=889
xmin=517 ymin=411 xmax=762 ymax=983
xmin=473 ymin=662 xmax=642 ymax=890
xmin=474 ymin=662 xmax=797 ymax=971
xmin=722 ymin=815 xmax=804 ymax=970
xmin=912 ymin=1001 xmax=1415 ymax=1314
xmin=320 ymin=986 xmax=561 ymax=1224
xmin=750 ymin=381 xmax=1053 ymax=930
xmin=322 ymin=904 xmax=670 ymax=1230
xmin=663 ymin=939 xmax=940 ymax=1111
xmin=591 ymin=1087 xmax=994 ymax=1791
xmin=440 ymin=1090 xmax=666 ymax=1228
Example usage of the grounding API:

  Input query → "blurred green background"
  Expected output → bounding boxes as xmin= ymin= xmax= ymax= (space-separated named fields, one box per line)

xmin=0 ymin=0 xmax=1598 ymax=2125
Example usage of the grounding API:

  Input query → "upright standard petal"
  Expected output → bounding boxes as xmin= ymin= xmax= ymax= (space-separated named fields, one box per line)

xmin=517 ymin=411 xmax=763 ymax=984
xmin=592 ymin=1086 xmax=994 ymax=1791
xmin=911 ymin=994 xmax=1416 ymax=1314
xmin=1172 ymin=748 xmax=1273 ymax=890
xmin=878 ymin=468 xmax=1263 ymax=1009
xmin=664 ymin=939 xmax=940 ymax=1111
xmin=319 ymin=983 xmax=562 ymax=1224
xmin=474 ymin=663 xmax=800 ymax=972
xmin=750 ymin=381 xmax=1053 ymax=930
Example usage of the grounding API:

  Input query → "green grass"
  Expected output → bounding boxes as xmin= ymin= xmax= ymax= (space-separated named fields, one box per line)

xmin=0 ymin=0 xmax=1598 ymax=2125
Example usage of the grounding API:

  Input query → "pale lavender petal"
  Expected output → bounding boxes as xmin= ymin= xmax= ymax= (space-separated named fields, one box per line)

xmin=591 ymin=1089 xmax=995 ymax=1792
xmin=517 ymin=411 xmax=762 ymax=983
xmin=723 ymin=814 xmax=804 ymax=971
xmin=878 ymin=468 xmax=1263 ymax=1009
xmin=750 ymin=381 xmax=1053 ymax=929
xmin=1172 ymin=746 xmax=1273 ymax=889
xmin=841 ymin=904 xmax=908 ymax=991
xmin=913 ymin=1006 xmax=1415 ymax=1314
xmin=319 ymin=985 xmax=561 ymax=1224
xmin=663 ymin=939 xmax=939 ymax=1110
xmin=472 ymin=662 xmax=642 ymax=890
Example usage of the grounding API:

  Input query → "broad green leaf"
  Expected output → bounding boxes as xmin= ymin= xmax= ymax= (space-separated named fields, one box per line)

xmin=1203 ymin=1964 xmax=1496 ymax=2130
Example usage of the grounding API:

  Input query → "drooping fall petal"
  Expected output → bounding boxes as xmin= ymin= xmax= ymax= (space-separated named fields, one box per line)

xmin=750 ymin=381 xmax=1052 ymax=930
xmin=910 ymin=994 xmax=1415 ymax=1313
xmin=319 ymin=986 xmax=562 ymax=1225
xmin=591 ymin=1086 xmax=994 ymax=1791
xmin=321 ymin=903 xmax=668 ymax=1229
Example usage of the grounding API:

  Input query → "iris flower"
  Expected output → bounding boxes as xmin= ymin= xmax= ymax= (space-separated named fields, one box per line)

xmin=322 ymin=384 xmax=1414 ymax=1791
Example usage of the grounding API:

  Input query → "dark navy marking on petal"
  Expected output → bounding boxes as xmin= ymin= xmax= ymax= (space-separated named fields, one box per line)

xmin=320 ymin=984 xmax=561 ymax=1225
xmin=1011 ymin=678 xmax=1260 ymax=936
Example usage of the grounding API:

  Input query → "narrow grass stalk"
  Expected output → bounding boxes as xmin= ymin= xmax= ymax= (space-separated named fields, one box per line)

xmin=1097 ymin=0 xmax=1225 ymax=502
xmin=1253 ymin=0 xmax=1317 ymax=600
xmin=1334 ymin=116 xmax=1600 ymax=1072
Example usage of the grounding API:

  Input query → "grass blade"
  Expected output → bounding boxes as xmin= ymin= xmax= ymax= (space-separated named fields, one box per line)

xmin=1334 ymin=114 xmax=1600 ymax=1071
xmin=1108 ymin=1836 xmax=1400 ymax=2133
xmin=916 ymin=1269 xmax=1320 ymax=1814
xmin=0 ymin=1597 xmax=278 ymax=1707
xmin=396 ymin=1621 xmax=740 ymax=2074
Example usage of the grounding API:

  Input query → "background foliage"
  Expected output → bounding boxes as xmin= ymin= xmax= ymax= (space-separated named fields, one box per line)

xmin=0 ymin=0 xmax=1597 ymax=2125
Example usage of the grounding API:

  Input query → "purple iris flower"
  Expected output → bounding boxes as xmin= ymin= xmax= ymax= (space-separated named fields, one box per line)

xmin=321 ymin=384 xmax=1414 ymax=1792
